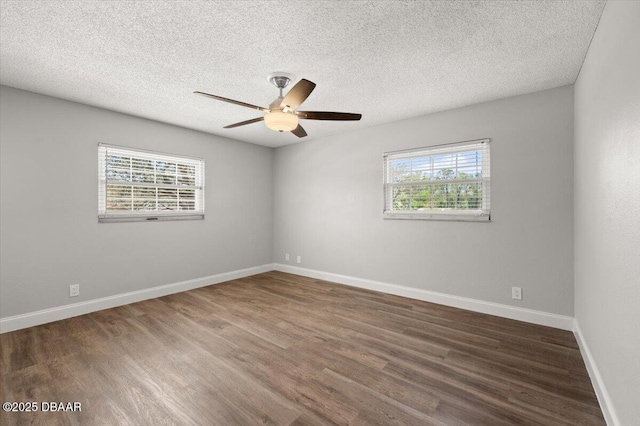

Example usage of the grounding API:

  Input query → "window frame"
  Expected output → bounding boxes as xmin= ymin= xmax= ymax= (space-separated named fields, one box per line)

xmin=98 ymin=143 xmax=205 ymax=223
xmin=383 ymin=138 xmax=491 ymax=222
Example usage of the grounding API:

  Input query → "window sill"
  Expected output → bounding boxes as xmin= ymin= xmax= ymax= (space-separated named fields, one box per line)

xmin=383 ymin=212 xmax=490 ymax=222
xmin=98 ymin=214 xmax=204 ymax=223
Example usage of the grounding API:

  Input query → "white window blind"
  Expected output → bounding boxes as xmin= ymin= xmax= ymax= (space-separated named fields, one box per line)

xmin=98 ymin=144 xmax=204 ymax=222
xmin=383 ymin=139 xmax=490 ymax=221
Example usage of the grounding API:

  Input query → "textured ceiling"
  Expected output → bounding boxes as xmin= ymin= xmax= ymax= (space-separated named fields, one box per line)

xmin=0 ymin=1 xmax=605 ymax=148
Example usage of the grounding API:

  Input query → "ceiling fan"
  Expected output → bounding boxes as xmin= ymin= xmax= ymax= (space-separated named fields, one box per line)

xmin=194 ymin=73 xmax=362 ymax=138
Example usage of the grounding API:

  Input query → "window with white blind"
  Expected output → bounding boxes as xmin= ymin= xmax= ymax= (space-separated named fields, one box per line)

xmin=383 ymin=139 xmax=490 ymax=221
xmin=98 ymin=144 xmax=204 ymax=222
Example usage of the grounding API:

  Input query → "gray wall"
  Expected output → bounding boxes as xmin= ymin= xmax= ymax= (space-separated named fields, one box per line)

xmin=274 ymin=85 xmax=575 ymax=315
xmin=0 ymin=85 xmax=273 ymax=318
xmin=574 ymin=1 xmax=640 ymax=424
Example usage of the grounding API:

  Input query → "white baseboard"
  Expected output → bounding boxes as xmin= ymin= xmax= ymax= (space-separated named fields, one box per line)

xmin=2 ymin=262 xmax=574 ymax=333
xmin=273 ymin=263 xmax=574 ymax=331
xmin=0 ymin=263 xmax=275 ymax=333
xmin=573 ymin=320 xmax=619 ymax=426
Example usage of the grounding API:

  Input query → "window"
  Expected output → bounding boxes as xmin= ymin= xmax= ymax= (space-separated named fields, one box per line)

xmin=383 ymin=139 xmax=490 ymax=221
xmin=98 ymin=144 xmax=204 ymax=222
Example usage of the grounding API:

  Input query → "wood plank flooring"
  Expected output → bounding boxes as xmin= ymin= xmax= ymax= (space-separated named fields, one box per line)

xmin=1 ymin=271 xmax=605 ymax=425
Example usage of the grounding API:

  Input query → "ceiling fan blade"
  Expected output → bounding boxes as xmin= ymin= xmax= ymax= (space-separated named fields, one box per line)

xmin=291 ymin=124 xmax=307 ymax=138
xmin=223 ymin=117 xmax=264 ymax=129
xmin=297 ymin=111 xmax=362 ymax=121
xmin=280 ymin=79 xmax=316 ymax=110
xmin=194 ymin=91 xmax=267 ymax=111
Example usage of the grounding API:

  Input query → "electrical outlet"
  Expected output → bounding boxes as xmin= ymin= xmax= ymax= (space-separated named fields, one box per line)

xmin=512 ymin=286 xmax=522 ymax=300
xmin=296 ymin=255 xmax=301 ymax=264
xmin=69 ymin=284 xmax=80 ymax=298
xmin=285 ymin=253 xmax=290 ymax=261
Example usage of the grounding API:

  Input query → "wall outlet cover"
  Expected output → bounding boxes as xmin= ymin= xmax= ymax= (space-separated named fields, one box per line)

xmin=512 ymin=286 xmax=522 ymax=300
xmin=69 ymin=284 xmax=80 ymax=297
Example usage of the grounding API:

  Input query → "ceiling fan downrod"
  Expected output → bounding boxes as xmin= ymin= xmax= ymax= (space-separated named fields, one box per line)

xmin=268 ymin=72 xmax=293 ymax=99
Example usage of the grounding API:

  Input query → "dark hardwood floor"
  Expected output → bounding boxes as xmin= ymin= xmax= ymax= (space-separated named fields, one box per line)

xmin=1 ymin=271 xmax=605 ymax=425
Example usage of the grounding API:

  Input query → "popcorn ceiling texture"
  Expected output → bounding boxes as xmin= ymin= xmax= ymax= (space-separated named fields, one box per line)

xmin=0 ymin=0 xmax=605 ymax=148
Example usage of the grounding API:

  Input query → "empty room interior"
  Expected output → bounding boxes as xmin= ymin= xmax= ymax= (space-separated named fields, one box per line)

xmin=1 ymin=1 xmax=638 ymax=425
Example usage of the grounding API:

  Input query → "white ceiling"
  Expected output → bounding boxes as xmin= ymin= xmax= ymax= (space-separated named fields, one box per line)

xmin=0 ymin=1 xmax=605 ymax=148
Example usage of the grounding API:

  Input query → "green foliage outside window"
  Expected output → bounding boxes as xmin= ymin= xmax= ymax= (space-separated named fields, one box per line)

xmin=388 ymin=151 xmax=484 ymax=212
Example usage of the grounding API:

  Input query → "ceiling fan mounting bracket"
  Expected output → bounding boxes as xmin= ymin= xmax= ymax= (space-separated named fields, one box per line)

xmin=267 ymin=72 xmax=293 ymax=89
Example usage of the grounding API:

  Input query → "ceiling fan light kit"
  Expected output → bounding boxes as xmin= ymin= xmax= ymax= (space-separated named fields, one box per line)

xmin=195 ymin=73 xmax=362 ymax=138
xmin=264 ymin=110 xmax=299 ymax=132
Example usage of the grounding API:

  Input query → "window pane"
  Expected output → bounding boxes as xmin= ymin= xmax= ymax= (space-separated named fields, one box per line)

xmin=156 ymin=174 xmax=176 ymax=185
xmin=433 ymin=154 xmax=455 ymax=171
xmin=389 ymin=159 xmax=411 ymax=183
xmin=106 ymin=185 xmax=131 ymax=197
xmin=107 ymin=155 xmax=130 ymax=169
xmin=411 ymin=156 xmax=431 ymax=181
xmin=411 ymin=186 xmax=431 ymax=210
xmin=158 ymin=188 xmax=177 ymax=199
xmin=179 ymin=200 xmax=195 ymax=211
xmin=158 ymin=200 xmax=178 ymax=211
xmin=106 ymin=168 xmax=131 ymax=182
xmin=178 ymin=164 xmax=195 ymax=175
xmin=179 ymin=188 xmax=195 ymax=199
xmin=133 ymin=199 xmax=156 ymax=211
xmin=131 ymin=158 xmax=154 ymax=172
xmin=155 ymin=161 xmax=176 ymax=174
xmin=434 ymin=168 xmax=456 ymax=180
xmin=178 ymin=175 xmax=195 ymax=186
xmin=132 ymin=171 xmax=154 ymax=183
xmin=133 ymin=187 xmax=156 ymax=198
xmin=107 ymin=198 xmax=131 ymax=211
xmin=391 ymin=186 xmax=411 ymax=210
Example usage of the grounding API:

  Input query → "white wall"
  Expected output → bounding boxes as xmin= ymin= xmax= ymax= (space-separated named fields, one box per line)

xmin=574 ymin=1 xmax=640 ymax=424
xmin=274 ymin=85 xmax=575 ymax=316
xmin=0 ymin=85 xmax=273 ymax=319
